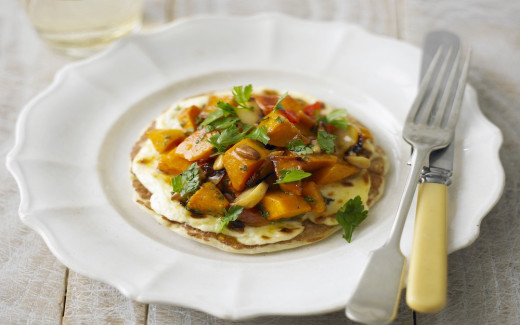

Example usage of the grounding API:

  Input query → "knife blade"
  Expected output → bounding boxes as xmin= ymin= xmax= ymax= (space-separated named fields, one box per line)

xmin=406 ymin=30 xmax=463 ymax=313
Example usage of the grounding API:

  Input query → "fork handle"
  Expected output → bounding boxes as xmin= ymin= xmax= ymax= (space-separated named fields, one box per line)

xmin=406 ymin=182 xmax=447 ymax=313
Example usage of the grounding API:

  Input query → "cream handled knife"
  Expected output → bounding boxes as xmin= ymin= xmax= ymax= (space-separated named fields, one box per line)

xmin=406 ymin=31 xmax=468 ymax=313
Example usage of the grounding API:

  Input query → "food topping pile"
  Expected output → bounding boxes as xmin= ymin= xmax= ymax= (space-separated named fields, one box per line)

xmin=133 ymin=85 xmax=386 ymax=247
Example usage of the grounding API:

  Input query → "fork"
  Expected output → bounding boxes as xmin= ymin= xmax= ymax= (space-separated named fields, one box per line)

xmin=345 ymin=44 xmax=470 ymax=325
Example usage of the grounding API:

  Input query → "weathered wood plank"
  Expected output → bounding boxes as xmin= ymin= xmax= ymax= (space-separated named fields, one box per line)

xmin=0 ymin=2 xmax=72 ymax=324
xmin=147 ymin=296 xmax=414 ymax=325
xmin=170 ymin=0 xmax=399 ymax=37
xmin=62 ymin=271 xmax=147 ymax=325
xmin=399 ymin=0 xmax=520 ymax=324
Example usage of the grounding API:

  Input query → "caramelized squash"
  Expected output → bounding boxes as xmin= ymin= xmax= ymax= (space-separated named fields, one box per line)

xmin=146 ymin=129 xmax=185 ymax=153
xmin=271 ymin=156 xmax=305 ymax=195
xmin=280 ymin=95 xmax=304 ymax=113
xmin=177 ymin=105 xmax=201 ymax=132
xmin=237 ymin=208 xmax=270 ymax=227
xmin=302 ymin=181 xmax=326 ymax=213
xmin=204 ymin=95 xmax=234 ymax=115
xmin=253 ymin=95 xmax=278 ymax=114
xmin=175 ymin=129 xmax=218 ymax=161
xmin=223 ymin=139 xmax=270 ymax=191
xmin=310 ymin=163 xmax=360 ymax=185
xmin=186 ymin=182 xmax=229 ymax=215
xmin=258 ymin=110 xmax=300 ymax=147
xmin=261 ymin=191 xmax=311 ymax=220
xmin=157 ymin=149 xmax=192 ymax=175
xmin=286 ymin=153 xmax=338 ymax=172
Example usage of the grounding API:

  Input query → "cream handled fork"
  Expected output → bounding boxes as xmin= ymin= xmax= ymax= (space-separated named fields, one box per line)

xmin=406 ymin=31 xmax=470 ymax=314
xmin=345 ymin=36 xmax=470 ymax=325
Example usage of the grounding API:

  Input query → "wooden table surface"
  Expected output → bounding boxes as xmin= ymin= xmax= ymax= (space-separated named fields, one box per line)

xmin=1 ymin=1 xmax=519 ymax=324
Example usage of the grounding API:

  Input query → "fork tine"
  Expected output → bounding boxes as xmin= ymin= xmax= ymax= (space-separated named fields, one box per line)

xmin=445 ymin=50 xmax=471 ymax=129
xmin=416 ymin=46 xmax=454 ymax=125
xmin=432 ymin=47 xmax=462 ymax=127
xmin=405 ymin=46 xmax=444 ymax=124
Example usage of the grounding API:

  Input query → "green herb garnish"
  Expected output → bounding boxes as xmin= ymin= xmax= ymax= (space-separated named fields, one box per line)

xmin=287 ymin=139 xmax=313 ymax=155
xmin=171 ymin=163 xmax=201 ymax=197
xmin=273 ymin=92 xmax=288 ymax=111
xmin=246 ymin=126 xmax=270 ymax=145
xmin=317 ymin=109 xmax=348 ymax=130
xmin=200 ymin=101 xmax=237 ymax=128
xmin=275 ymin=169 xmax=312 ymax=184
xmin=335 ymin=196 xmax=368 ymax=243
xmin=317 ymin=130 xmax=336 ymax=154
xmin=216 ymin=205 xmax=244 ymax=233
xmin=303 ymin=196 xmax=316 ymax=204
xmin=206 ymin=125 xmax=251 ymax=155
xmin=232 ymin=84 xmax=253 ymax=110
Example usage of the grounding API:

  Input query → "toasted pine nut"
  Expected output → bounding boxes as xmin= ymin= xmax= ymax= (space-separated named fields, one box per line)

xmin=345 ymin=155 xmax=371 ymax=169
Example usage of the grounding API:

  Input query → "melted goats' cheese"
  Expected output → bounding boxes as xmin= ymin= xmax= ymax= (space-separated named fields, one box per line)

xmin=131 ymin=91 xmax=371 ymax=245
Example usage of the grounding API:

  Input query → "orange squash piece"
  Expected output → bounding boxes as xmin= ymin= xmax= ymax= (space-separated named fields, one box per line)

xmin=186 ymin=182 xmax=229 ymax=215
xmin=271 ymin=156 xmax=305 ymax=195
xmin=253 ymin=95 xmax=278 ymax=114
xmin=177 ymin=105 xmax=201 ymax=132
xmin=157 ymin=149 xmax=192 ymax=175
xmin=237 ymin=208 xmax=270 ymax=227
xmin=280 ymin=95 xmax=304 ymax=113
xmin=204 ymin=95 xmax=234 ymax=115
xmin=287 ymin=153 xmax=338 ymax=172
xmin=302 ymin=181 xmax=326 ymax=213
xmin=223 ymin=139 xmax=270 ymax=192
xmin=261 ymin=191 xmax=311 ymax=220
xmin=258 ymin=110 xmax=300 ymax=147
xmin=146 ymin=129 xmax=185 ymax=153
xmin=175 ymin=129 xmax=218 ymax=161
xmin=310 ymin=163 xmax=360 ymax=185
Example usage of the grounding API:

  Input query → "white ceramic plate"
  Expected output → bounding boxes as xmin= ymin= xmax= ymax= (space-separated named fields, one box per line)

xmin=7 ymin=14 xmax=504 ymax=319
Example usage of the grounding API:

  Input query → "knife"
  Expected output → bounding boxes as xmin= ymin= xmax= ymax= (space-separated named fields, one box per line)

xmin=406 ymin=31 xmax=463 ymax=313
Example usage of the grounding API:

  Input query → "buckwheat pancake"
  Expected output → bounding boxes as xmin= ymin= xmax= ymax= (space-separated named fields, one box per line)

xmin=130 ymin=86 xmax=388 ymax=254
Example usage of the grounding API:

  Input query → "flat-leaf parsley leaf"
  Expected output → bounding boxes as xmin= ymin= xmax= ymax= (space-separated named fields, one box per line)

xmin=246 ymin=126 xmax=270 ymax=145
xmin=335 ymin=195 xmax=368 ymax=242
xmin=275 ymin=169 xmax=312 ymax=184
xmin=171 ymin=163 xmax=201 ymax=197
xmin=317 ymin=130 xmax=336 ymax=154
xmin=216 ymin=205 xmax=244 ymax=233
xmin=318 ymin=109 xmax=349 ymax=130
xmin=232 ymin=84 xmax=253 ymax=110
xmin=287 ymin=139 xmax=313 ymax=155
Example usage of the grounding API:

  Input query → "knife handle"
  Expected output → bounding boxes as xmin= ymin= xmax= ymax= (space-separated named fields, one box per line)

xmin=406 ymin=182 xmax=447 ymax=313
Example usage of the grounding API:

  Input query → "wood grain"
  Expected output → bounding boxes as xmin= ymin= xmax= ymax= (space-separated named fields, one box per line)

xmin=0 ymin=1 xmax=71 ymax=324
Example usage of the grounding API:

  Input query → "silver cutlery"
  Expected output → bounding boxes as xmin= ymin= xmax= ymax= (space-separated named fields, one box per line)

xmin=406 ymin=30 xmax=468 ymax=314
xmin=345 ymin=32 xmax=470 ymax=324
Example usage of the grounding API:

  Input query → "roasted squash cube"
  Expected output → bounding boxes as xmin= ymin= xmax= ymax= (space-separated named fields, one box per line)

xmin=177 ymin=105 xmax=201 ymax=132
xmin=302 ymin=181 xmax=326 ymax=213
xmin=204 ymin=95 xmax=234 ymax=115
xmin=157 ymin=149 xmax=192 ymax=175
xmin=186 ymin=182 xmax=229 ymax=215
xmin=223 ymin=139 xmax=270 ymax=192
xmin=237 ymin=207 xmax=270 ymax=227
xmin=146 ymin=129 xmax=185 ymax=153
xmin=310 ymin=163 xmax=360 ymax=185
xmin=271 ymin=156 xmax=305 ymax=195
xmin=280 ymin=95 xmax=304 ymax=113
xmin=253 ymin=95 xmax=278 ymax=114
xmin=175 ymin=129 xmax=218 ymax=162
xmin=258 ymin=110 xmax=300 ymax=147
xmin=261 ymin=191 xmax=311 ymax=220
xmin=289 ymin=153 xmax=338 ymax=172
